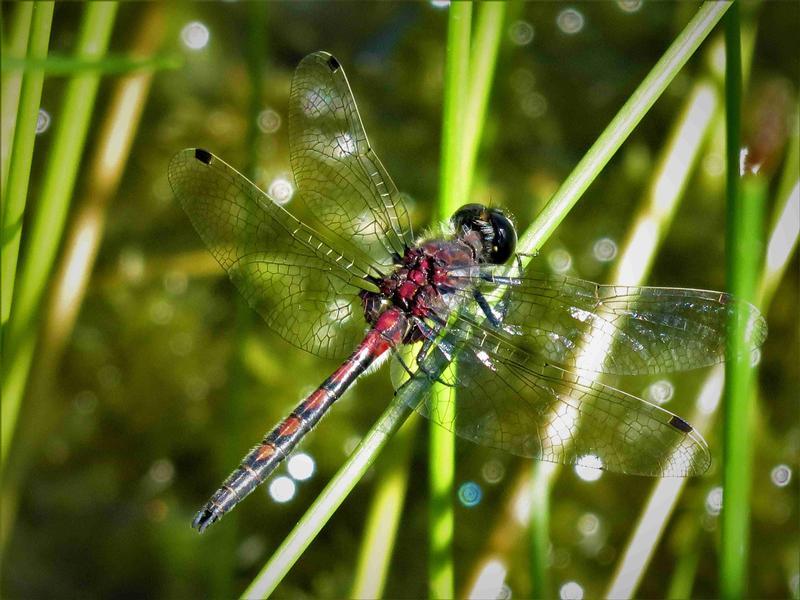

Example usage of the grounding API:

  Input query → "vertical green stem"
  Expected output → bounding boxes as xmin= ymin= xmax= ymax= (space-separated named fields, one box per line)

xmin=430 ymin=5 xmax=471 ymax=598
xmin=460 ymin=1 xmax=506 ymax=188
xmin=1 ymin=1 xmax=34 ymax=191
xmin=1 ymin=1 xmax=118 ymax=473
xmin=529 ymin=462 xmax=553 ymax=599
xmin=1 ymin=1 xmax=53 ymax=335
xmin=721 ymin=3 xmax=765 ymax=597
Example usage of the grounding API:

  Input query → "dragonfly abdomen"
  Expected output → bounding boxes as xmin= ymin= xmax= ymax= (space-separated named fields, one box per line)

xmin=192 ymin=309 xmax=408 ymax=533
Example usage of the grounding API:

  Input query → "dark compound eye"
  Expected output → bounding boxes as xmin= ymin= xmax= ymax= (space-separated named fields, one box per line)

xmin=451 ymin=204 xmax=518 ymax=265
xmin=450 ymin=204 xmax=487 ymax=233
xmin=486 ymin=209 xmax=517 ymax=264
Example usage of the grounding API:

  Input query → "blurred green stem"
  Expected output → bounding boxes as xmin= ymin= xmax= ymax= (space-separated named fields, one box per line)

xmin=350 ymin=414 xmax=418 ymax=599
xmin=460 ymin=1 xmax=506 ymax=188
xmin=1 ymin=1 xmax=53 ymax=337
xmin=1 ymin=2 xmax=117 ymax=473
xmin=430 ymin=4 xmax=471 ymax=599
xmin=529 ymin=462 xmax=553 ymax=599
xmin=1 ymin=1 xmax=34 ymax=191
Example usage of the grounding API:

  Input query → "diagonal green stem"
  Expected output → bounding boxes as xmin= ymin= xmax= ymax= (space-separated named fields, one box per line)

xmin=517 ymin=0 xmax=730 ymax=260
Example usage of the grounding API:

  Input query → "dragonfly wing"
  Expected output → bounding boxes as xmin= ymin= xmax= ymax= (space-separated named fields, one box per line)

xmin=447 ymin=268 xmax=767 ymax=375
xmin=393 ymin=322 xmax=710 ymax=477
xmin=169 ymin=148 xmax=373 ymax=360
xmin=289 ymin=51 xmax=414 ymax=268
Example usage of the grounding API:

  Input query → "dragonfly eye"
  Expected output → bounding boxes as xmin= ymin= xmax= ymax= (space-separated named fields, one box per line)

xmin=451 ymin=204 xmax=517 ymax=265
xmin=487 ymin=209 xmax=517 ymax=264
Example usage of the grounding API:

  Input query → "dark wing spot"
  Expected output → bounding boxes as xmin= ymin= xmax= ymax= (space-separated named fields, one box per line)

xmin=668 ymin=415 xmax=693 ymax=433
xmin=194 ymin=148 xmax=213 ymax=164
xmin=326 ymin=55 xmax=340 ymax=72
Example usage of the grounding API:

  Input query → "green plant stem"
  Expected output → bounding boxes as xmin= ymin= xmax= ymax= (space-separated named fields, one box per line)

xmin=1 ymin=1 xmax=34 ymax=192
xmin=666 ymin=534 xmax=702 ymax=600
xmin=350 ymin=414 xmax=418 ymax=599
xmin=241 ymin=394 xmax=414 ymax=599
xmin=516 ymin=0 xmax=730 ymax=259
xmin=721 ymin=4 xmax=767 ymax=598
xmin=529 ymin=462 xmax=553 ymax=599
xmin=721 ymin=190 xmax=765 ymax=592
xmin=460 ymin=1 xmax=506 ymax=188
xmin=1 ymin=1 xmax=53 ymax=336
xmin=1 ymin=1 xmax=118 ymax=473
xmin=430 ymin=4 xmax=471 ymax=599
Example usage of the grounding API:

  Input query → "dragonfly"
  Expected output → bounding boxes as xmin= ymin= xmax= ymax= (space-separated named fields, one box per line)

xmin=169 ymin=51 xmax=767 ymax=533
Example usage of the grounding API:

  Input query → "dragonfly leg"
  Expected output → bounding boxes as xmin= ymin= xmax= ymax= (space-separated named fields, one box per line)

xmin=473 ymin=289 xmax=504 ymax=328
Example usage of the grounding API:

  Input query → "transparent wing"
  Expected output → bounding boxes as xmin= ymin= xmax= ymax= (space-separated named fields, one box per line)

xmin=446 ymin=268 xmax=767 ymax=375
xmin=168 ymin=148 xmax=375 ymax=360
xmin=289 ymin=51 xmax=414 ymax=268
xmin=393 ymin=320 xmax=711 ymax=477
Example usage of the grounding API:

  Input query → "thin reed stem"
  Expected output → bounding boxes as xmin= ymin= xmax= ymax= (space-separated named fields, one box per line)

xmin=1 ymin=1 xmax=53 ymax=336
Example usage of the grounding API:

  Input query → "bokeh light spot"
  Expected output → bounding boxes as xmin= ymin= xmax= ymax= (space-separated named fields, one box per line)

xmin=705 ymin=486 xmax=723 ymax=516
xmin=645 ymin=379 xmax=674 ymax=405
xmin=592 ymin=237 xmax=617 ymax=262
xmin=36 ymin=108 xmax=51 ymax=134
xmin=617 ymin=0 xmax=643 ymax=12
xmin=268 ymin=177 xmax=294 ymax=205
xmin=557 ymin=9 xmax=585 ymax=34
xmin=548 ymin=248 xmax=572 ymax=274
xmin=575 ymin=454 xmax=603 ymax=482
xmin=560 ymin=580 xmax=584 ymax=600
xmin=509 ymin=20 xmax=535 ymax=46
xmin=771 ymin=464 xmax=792 ymax=487
xmin=269 ymin=476 xmax=296 ymax=503
xmin=458 ymin=481 xmax=483 ymax=507
xmin=481 ymin=459 xmax=505 ymax=484
xmin=257 ymin=108 xmax=281 ymax=133
xmin=181 ymin=21 xmax=210 ymax=50
xmin=287 ymin=453 xmax=315 ymax=481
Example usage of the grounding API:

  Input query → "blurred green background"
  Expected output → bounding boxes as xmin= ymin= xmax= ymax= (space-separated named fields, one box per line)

xmin=1 ymin=2 xmax=797 ymax=598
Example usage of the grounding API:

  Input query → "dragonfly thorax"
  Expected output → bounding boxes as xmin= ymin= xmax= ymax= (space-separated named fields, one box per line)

xmin=361 ymin=240 xmax=475 ymax=335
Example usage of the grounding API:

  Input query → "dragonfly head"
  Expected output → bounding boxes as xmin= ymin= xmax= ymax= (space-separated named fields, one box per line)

xmin=451 ymin=204 xmax=518 ymax=265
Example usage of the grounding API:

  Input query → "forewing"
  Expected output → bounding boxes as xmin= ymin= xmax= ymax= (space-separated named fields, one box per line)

xmin=289 ymin=51 xmax=414 ymax=267
xmin=168 ymin=148 xmax=373 ymax=359
xmin=447 ymin=269 xmax=767 ymax=375
xmin=393 ymin=322 xmax=710 ymax=477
